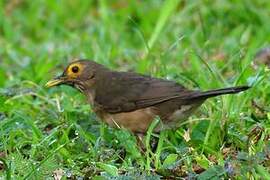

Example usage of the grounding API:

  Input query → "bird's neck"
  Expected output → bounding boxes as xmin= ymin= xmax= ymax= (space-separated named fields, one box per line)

xmin=84 ymin=88 xmax=95 ymax=106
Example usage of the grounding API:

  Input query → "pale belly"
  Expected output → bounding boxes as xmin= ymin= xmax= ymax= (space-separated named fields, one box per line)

xmin=96 ymin=104 xmax=199 ymax=134
xmin=97 ymin=107 xmax=156 ymax=133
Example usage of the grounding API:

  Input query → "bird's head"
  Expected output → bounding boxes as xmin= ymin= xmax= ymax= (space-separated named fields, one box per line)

xmin=45 ymin=59 xmax=106 ymax=92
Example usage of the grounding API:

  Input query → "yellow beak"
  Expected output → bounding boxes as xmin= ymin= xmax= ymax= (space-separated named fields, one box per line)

xmin=45 ymin=78 xmax=64 ymax=88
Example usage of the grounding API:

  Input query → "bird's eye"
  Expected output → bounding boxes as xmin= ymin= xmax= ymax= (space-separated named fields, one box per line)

xmin=71 ymin=66 xmax=79 ymax=73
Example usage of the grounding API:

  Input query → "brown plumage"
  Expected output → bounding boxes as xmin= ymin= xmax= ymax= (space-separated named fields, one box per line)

xmin=46 ymin=59 xmax=250 ymax=134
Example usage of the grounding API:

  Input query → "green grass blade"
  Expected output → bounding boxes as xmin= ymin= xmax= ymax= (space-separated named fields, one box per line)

xmin=148 ymin=0 xmax=180 ymax=49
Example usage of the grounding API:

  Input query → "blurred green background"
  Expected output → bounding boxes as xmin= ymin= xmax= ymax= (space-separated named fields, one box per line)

xmin=0 ymin=0 xmax=270 ymax=179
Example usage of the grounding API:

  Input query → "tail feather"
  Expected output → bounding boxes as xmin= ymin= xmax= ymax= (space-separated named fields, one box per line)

xmin=188 ymin=86 xmax=250 ymax=100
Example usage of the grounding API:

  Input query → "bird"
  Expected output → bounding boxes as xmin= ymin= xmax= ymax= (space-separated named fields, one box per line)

xmin=45 ymin=59 xmax=250 ymax=135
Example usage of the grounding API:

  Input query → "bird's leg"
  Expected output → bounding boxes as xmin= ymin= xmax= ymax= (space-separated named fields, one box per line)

xmin=135 ymin=133 xmax=160 ymax=154
xmin=150 ymin=134 xmax=159 ymax=152
xmin=136 ymin=133 xmax=147 ymax=154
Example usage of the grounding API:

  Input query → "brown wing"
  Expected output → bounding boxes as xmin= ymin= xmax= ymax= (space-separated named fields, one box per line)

xmin=94 ymin=71 xmax=194 ymax=113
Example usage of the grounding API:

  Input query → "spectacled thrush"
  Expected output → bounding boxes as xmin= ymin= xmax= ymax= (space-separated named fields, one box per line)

xmin=46 ymin=60 xmax=250 ymax=135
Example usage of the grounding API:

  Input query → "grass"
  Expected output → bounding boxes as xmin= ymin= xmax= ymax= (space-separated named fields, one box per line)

xmin=0 ymin=0 xmax=270 ymax=179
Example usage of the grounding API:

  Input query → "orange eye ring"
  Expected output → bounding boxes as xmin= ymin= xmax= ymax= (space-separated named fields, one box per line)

xmin=66 ymin=63 xmax=84 ymax=78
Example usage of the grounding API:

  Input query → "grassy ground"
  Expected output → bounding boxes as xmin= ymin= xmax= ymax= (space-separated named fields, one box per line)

xmin=0 ymin=0 xmax=270 ymax=179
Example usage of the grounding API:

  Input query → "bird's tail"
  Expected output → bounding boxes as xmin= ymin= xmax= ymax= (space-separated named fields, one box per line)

xmin=187 ymin=86 xmax=250 ymax=100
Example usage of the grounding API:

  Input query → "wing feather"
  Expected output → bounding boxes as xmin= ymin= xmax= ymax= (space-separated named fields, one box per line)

xmin=94 ymin=71 xmax=192 ymax=113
